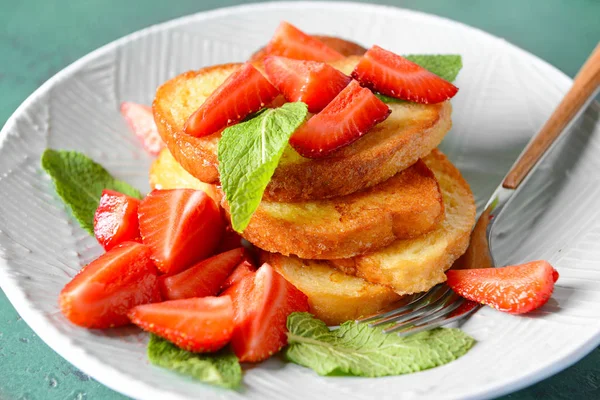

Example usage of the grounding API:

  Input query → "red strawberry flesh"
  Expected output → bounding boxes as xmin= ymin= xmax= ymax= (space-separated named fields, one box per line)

xmin=289 ymin=80 xmax=390 ymax=158
xmin=120 ymin=102 xmax=164 ymax=156
xmin=94 ymin=189 xmax=141 ymax=251
xmin=138 ymin=189 xmax=224 ymax=274
xmin=352 ymin=45 xmax=458 ymax=104
xmin=60 ymin=241 xmax=161 ymax=329
xmin=264 ymin=21 xmax=344 ymax=62
xmin=446 ymin=260 xmax=558 ymax=314
xmin=226 ymin=263 xmax=309 ymax=362
xmin=264 ymin=56 xmax=351 ymax=112
xmin=128 ymin=296 xmax=234 ymax=353
xmin=220 ymin=261 xmax=256 ymax=292
xmin=184 ymin=63 xmax=279 ymax=137
xmin=159 ymin=247 xmax=250 ymax=300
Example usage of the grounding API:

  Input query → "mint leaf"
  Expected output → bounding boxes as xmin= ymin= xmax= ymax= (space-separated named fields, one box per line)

xmin=41 ymin=149 xmax=142 ymax=235
xmin=285 ymin=312 xmax=475 ymax=377
xmin=405 ymin=54 xmax=463 ymax=82
xmin=218 ymin=102 xmax=308 ymax=232
xmin=376 ymin=55 xmax=462 ymax=104
xmin=147 ymin=334 xmax=242 ymax=389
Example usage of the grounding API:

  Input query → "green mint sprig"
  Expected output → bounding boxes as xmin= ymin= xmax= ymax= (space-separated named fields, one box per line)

xmin=285 ymin=312 xmax=475 ymax=377
xmin=41 ymin=149 xmax=142 ymax=234
xmin=147 ymin=334 xmax=242 ymax=389
xmin=218 ymin=102 xmax=308 ymax=233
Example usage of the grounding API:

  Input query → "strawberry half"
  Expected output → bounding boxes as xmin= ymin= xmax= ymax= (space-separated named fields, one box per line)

xmin=264 ymin=56 xmax=351 ymax=112
xmin=224 ymin=263 xmax=309 ymax=362
xmin=60 ymin=242 xmax=161 ymax=329
xmin=265 ymin=21 xmax=344 ymax=62
xmin=446 ymin=260 xmax=559 ymax=314
xmin=289 ymin=80 xmax=390 ymax=158
xmin=184 ymin=63 xmax=279 ymax=138
xmin=93 ymin=189 xmax=141 ymax=251
xmin=221 ymin=261 xmax=256 ymax=292
xmin=138 ymin=189 xmax=224 ymax=274
xmin=128 ymin=296 xmax=234 ymax=353
xmin=159 ymin=247 xmax=251 ymax=300
xmin=120 ymin=102 xmax=164 ymax=156
xmin=352 ymin=45 xmax=458 ymax=104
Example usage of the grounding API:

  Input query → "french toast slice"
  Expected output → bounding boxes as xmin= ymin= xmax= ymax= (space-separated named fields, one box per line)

xmin=153 ymin=50 xmax=452 ymax=202
xmin=330 ymin=149 xmax=476 ymax=295
xmin=151 ymin=148 xmax=445 ymax=259
xmin=229 ymin=159 xmax=444 ymax=259
xmin=260 ymin=252 xmax=402 ymax=325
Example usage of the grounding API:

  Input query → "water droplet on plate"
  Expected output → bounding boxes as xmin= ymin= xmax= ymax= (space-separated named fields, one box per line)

xmin=45 ymin=373 xmax=59 ymax=388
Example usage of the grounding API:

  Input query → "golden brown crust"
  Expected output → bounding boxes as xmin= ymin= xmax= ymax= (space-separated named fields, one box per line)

xmin=248 ymin=35 xmax=367 ymax=62
xmin=153 ymin=43 xmax=452 ymax=202
xmin=229 ymin=159 xmax=444 ymax=259
xmin=261 ymin=252 xmax=402 ymax=325
xmin=329 ymin=149 xmax=477 ymax=295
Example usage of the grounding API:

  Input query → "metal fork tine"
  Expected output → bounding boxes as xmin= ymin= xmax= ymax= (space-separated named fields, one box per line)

xmin=370 ymin=286 xmax=453 ymax=327
xmin=383 ymin=295 xmax=463 ymax=334
xmin=393 ymin=302 xmax=482 ymax=337
xmin=356 ymin=290 xmax=433 ymax=323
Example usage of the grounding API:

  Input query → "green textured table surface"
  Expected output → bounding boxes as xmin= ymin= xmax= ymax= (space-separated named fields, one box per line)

xmin=1 ymin=0 xmax=599 ymax=399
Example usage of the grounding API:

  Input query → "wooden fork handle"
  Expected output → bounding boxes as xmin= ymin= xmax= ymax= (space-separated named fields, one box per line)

xmin=503 ymin=42 xmax=600 ymax=189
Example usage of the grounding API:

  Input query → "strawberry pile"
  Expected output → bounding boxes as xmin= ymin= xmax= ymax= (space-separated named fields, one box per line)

xmin=183 ymin=21 xmax=458 ymax=158
xmin=60 ymin=186 xmax=308 ymax=362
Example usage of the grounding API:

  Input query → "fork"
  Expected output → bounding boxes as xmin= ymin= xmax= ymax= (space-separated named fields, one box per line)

xmin=359 ymin=43 xmax=600 ymax=336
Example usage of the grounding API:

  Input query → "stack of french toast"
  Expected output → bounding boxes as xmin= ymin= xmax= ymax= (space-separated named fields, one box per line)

xmin=149 ymin=32 xmax=477 ymax=325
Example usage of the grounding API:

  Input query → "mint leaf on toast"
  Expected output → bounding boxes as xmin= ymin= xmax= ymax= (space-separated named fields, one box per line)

xmin=377 ymin=54 xmax=462 ymax=104
xmin=405 ymin=54 xmax=463 ymax=82
xmin=218 ymin=102 xmax=308 ymax=232
xmin=285 ymin=312 xmax=475 ymax=377
xmin=41 ymin=149 xmax=142 ymax=235
xmin=147 ymin=334 xmax=242 ymax=389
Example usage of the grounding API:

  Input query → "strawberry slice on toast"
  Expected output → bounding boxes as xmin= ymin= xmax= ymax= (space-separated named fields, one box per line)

xmin=60 ymin=241 xmax=161 ymax=329
xmin=264 ymin=21 xmax=344 ymax=62
xmin=128 ymin=296 xmax=234 ymax=353
xmin=120 ymin=102 xmax=164 ymax=156
xmin=352 ymin=45 xmax=458 ymax=104
xmin=264 ymin=56 xmax=351 ymax=112
xmin=289 ymin=80 xmax=390 ymax=158
xmin=184 ymin=63 xmax=279 ymax=137
xmin=159 ymin=247 xmax=251 ymax=300
xmin=446 ymin=260 xmax=559 ymax=314
xmin=93 ymin=189 xmax=141 ymax=251
xmin=138 ymin=189 xmax=224 ymax=274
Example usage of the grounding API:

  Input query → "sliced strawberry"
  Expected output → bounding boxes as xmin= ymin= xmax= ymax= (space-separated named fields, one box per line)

xmin=221 ymin=261 xmax=256 ymax=292
xmin=128 ymin=297 xmax=233 ymax=353
xmin=446 ymin=260 xmax=558 ymax=314
xmin=216 ymin=226 xmax=245 ymax=253
xmin=138 ymin=189 xmax=224 ymax=274
xmin=60 ymin=242 xmax=161 ymax=329
xmin=184 ymin=63 xmax=279 ymax=137
xmin=352 ymin=45 xmax=458 ymax=104
xmin=289 ymin=80 xmax=390 ymax=158
xmin=159 ymin=248 xmax=250 ymax=300
xmin=225 ymin=263 xmax=309 ymax=362
xmin=265 ymin=21 xmax=344 ymax=62
xmin=120 ymin=102 xmax=164 ymax=156
xmin=264 ymin=56 xmax=351 ymax=112
xmin=93 ymin=189 xmax=141 ymax=251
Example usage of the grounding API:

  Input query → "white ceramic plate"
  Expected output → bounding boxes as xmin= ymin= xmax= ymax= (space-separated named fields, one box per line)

xmin=1 ymin=2 xmax=599 ymax=399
